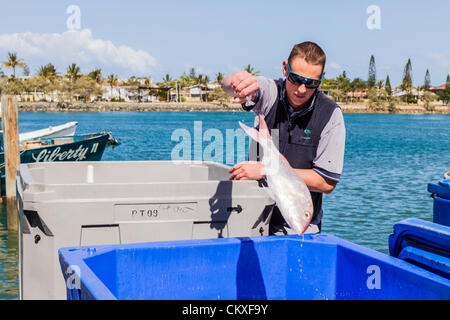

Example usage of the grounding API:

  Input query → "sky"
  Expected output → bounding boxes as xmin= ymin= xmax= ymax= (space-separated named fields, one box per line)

xmin=0 ymin=0 xmax=449 ymax=87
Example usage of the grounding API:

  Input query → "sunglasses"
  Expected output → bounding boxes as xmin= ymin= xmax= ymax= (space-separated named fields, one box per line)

xmin=286 ymin=63 xmax=323 ymax=89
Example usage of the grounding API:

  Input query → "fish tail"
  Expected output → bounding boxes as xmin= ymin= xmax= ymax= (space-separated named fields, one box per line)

xmin=239 ymin=115 xmax=272 ymax=145
xmin=239 ymin=121 xmax=261 ymax=143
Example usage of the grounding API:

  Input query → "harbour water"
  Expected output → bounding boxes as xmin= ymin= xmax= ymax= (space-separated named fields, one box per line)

xmin=1 ymin=111 xmax=449 ymax=299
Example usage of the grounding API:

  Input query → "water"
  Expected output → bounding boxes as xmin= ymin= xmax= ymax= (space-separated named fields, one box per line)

xmin=1 ymin=111 xmax=449 ymax=299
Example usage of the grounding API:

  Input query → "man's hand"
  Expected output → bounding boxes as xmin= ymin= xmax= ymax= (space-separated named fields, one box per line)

xmin=221 ymin=70 xmax=259 ymax=104
xmin=229 ymin=161 xmax=265 ymax=180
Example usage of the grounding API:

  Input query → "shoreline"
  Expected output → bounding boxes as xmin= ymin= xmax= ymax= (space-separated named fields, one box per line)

xmin=17 ymin=101 xmax=450 ymax=114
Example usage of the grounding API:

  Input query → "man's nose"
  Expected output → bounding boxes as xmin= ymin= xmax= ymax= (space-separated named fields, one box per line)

xmin=296 ymin=84 xmax=307 ymax=94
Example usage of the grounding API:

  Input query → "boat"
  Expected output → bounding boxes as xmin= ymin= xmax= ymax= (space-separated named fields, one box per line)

xmin=0 ymin=121 xmax=78 ymax=143
xmin=1 ymin=131 xmax=120 ymax=195
xmin=18 ymin=122 xmax=78 ymax=142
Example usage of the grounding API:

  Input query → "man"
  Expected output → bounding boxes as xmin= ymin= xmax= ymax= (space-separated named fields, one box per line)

xmin=221 ymin=41 xmax=346 ymax=235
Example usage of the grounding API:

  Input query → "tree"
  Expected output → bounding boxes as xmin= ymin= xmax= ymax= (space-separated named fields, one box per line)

xmin=179 ymin=73 xmax=196 ymax=88
xmin=203 ymin=75 xmax=210 ymax=102
xmin=383 ymin=75 xmax=396 ymax=113
xmin=209 ymin=86 xmax=229 ymax=105
xmin=108 ymin=74 xmax=118 ymax=87
xmin=73 ymin=78 xmax=103 ymax=102
xmin=66 ymin=63 xmax=81 ymax=82
xmin=401 ymin=58 xmax=412 ymax=90
xmin=336 ymin=71 xmax=351 ymax=102
xmin=38 ymin=63 xmax=58 ymax=81
xmin=161 ymin=74 xmax=173 ymax=87
xmin=215 ymin=72 xmax=224 ymax=84
xmin=367 ymin=87 xmax=381 ymax=110
xmin=385 ymin=75 xmax=392 ymax=97
xmin=423 ymin=91 xmax=436 ymax=111
xmin=350 ymin=78 xmax=367 ymax=91
xmin=196 ymin=74 xmax=205 ymax=102
xmin=2 ymin=52 xmax=27 ymax=78
xmin=437 ymin=86 xmax=450 ymax=105
xmin=244 ymin=64 xmax=259 ymax=76
xmin=423 ymin=69 xmax=431 ymax=91
xmin=189 ymin=67 xmax=196 ymax=79
xmin=108 ymin=74 xmax=119 ymax=101
xmin=377 ymin=80 xmax=384 ymax=90
xmin=368 ymin=55 xmax=376 ymax=88
xmin=447 ymin=74 xmax=450 ymax=87
xmin=87 ymin=69 xmax=102 ymax=84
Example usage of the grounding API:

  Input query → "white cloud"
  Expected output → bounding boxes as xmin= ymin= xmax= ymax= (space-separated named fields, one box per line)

xmin=0 ymin=29 xmax=158 ymax=76
xmin=328 ymin=61 xmax=342 ymax=71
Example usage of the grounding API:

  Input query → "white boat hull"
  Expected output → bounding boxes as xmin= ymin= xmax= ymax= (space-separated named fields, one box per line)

xmin=18 ymin=122 xmax=78 ymax=142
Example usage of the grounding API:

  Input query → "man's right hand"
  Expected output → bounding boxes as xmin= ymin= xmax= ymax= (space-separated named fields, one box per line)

xmin=229 ymin=161 xmax=266 ymax=180
xmin=221 ymin=70 xmax=260 ymax=104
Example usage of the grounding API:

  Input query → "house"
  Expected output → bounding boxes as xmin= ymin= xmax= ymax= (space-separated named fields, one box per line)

xmin=347 ymin=89 xmax=368 ymax=101
xmin=430 ymin=84 xmax=447 ymax=93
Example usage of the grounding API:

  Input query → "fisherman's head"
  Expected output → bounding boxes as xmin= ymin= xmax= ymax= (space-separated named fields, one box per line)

xmin=282 ymin=41 xmax=326 ymax=109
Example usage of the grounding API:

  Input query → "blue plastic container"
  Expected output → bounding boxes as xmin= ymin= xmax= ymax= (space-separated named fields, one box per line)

xmin=389 ymin=218 xmax=450 ymax=279
xmin=428 ymin=179 xmax=450 ymax=227
xmin=59 ymin=234 xmax=450 ymax=300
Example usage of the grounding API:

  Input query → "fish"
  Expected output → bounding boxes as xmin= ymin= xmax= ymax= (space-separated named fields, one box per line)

xmin=239 ymin=114 xmax=313 ymax=235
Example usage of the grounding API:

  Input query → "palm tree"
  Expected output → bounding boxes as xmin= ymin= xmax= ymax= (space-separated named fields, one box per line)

xmin=2 ymin=52 xmax=27 ymax=78
xmin=108 ymin=74 xmax=118 ymax=86
xmin=161 ymin=74 xmax=173 ymax=87
xmin=87 ymin=68 xmax=102 ymax=84
xmin=160 ymin=74 xmax=174 ymax=101
xmin=66 ymin=63 xmax=81 ymax=82
xmin=38 ymin=63 xmax=58 ymax=81
xmin=108 ymin=74 xmax=119 ymax=100
xmin=203 ymin=75 xmax=210 ymax=102
xmin=215 ymin=72 xmax=224 ymax=84
xmin=197 ymin=74 xmax=205 ymax=102
xmin=244 ymin=64 xmax=259 ymax=76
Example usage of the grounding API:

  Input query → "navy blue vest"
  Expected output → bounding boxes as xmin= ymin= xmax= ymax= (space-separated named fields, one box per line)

xmin=251 ymin=79 xmax=340 ymax=229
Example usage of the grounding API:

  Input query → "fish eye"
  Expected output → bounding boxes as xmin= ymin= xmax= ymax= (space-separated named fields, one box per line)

xmin=304 ymin=211 xmax=311 ymax=219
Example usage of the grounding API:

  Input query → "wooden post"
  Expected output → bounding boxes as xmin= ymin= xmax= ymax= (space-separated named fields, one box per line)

xmin=0 ymin=98 xmax=3 ymax=200
xmin=1 ymin=95 xmax=20 ymax=231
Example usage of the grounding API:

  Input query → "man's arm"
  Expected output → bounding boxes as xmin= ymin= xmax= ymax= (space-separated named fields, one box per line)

xmin=229 ymin=160 xmax=337 ymax=194
xmin=293 ymin=169 xmax=337 ymax=194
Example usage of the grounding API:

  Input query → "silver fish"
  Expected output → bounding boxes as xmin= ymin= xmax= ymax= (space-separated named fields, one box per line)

xmin=239 ymin=115 xmax=313 ymax=235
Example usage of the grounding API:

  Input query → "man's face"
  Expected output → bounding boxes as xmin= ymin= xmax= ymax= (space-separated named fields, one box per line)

xmin=282 ymin=57 xmax=324 ymax=109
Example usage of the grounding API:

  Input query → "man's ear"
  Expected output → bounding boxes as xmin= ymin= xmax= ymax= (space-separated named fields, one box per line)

xmin=282 ymin=60 xmax=288 ymax=77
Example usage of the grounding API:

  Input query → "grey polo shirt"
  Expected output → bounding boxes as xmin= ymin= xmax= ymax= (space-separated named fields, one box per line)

xmin=250 ymin=76 xmax=346 ymax=182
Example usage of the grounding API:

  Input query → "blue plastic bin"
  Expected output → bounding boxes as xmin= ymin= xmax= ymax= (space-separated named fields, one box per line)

xmin=428 ymin=179 xmax=450 ymax=227
xmin=59 ymin=234 xmax=450 ymax=300
xmin=389 ymin=218 xmax=450 ymax=279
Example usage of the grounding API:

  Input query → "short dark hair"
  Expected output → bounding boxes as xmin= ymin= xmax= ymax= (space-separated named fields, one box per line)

xmin=288 ymin=41 xmax=326 ymax=68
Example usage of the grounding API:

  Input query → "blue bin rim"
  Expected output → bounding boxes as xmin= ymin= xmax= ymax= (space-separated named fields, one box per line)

xmin=428 ymin=179 xmax=450 ymax=199
xmin=389 ymin=218 xmax=450 ymax=258
xmin=59 ymin=233 xmax=450 ymax=300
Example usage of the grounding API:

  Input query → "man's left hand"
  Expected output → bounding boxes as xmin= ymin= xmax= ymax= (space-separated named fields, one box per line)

xmin=229 ymin=161 xmax=265 ymax=180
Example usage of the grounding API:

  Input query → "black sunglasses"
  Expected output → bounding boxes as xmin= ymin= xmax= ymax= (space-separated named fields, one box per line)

xmin=287 ymin=63 xmax=323 ymax=89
